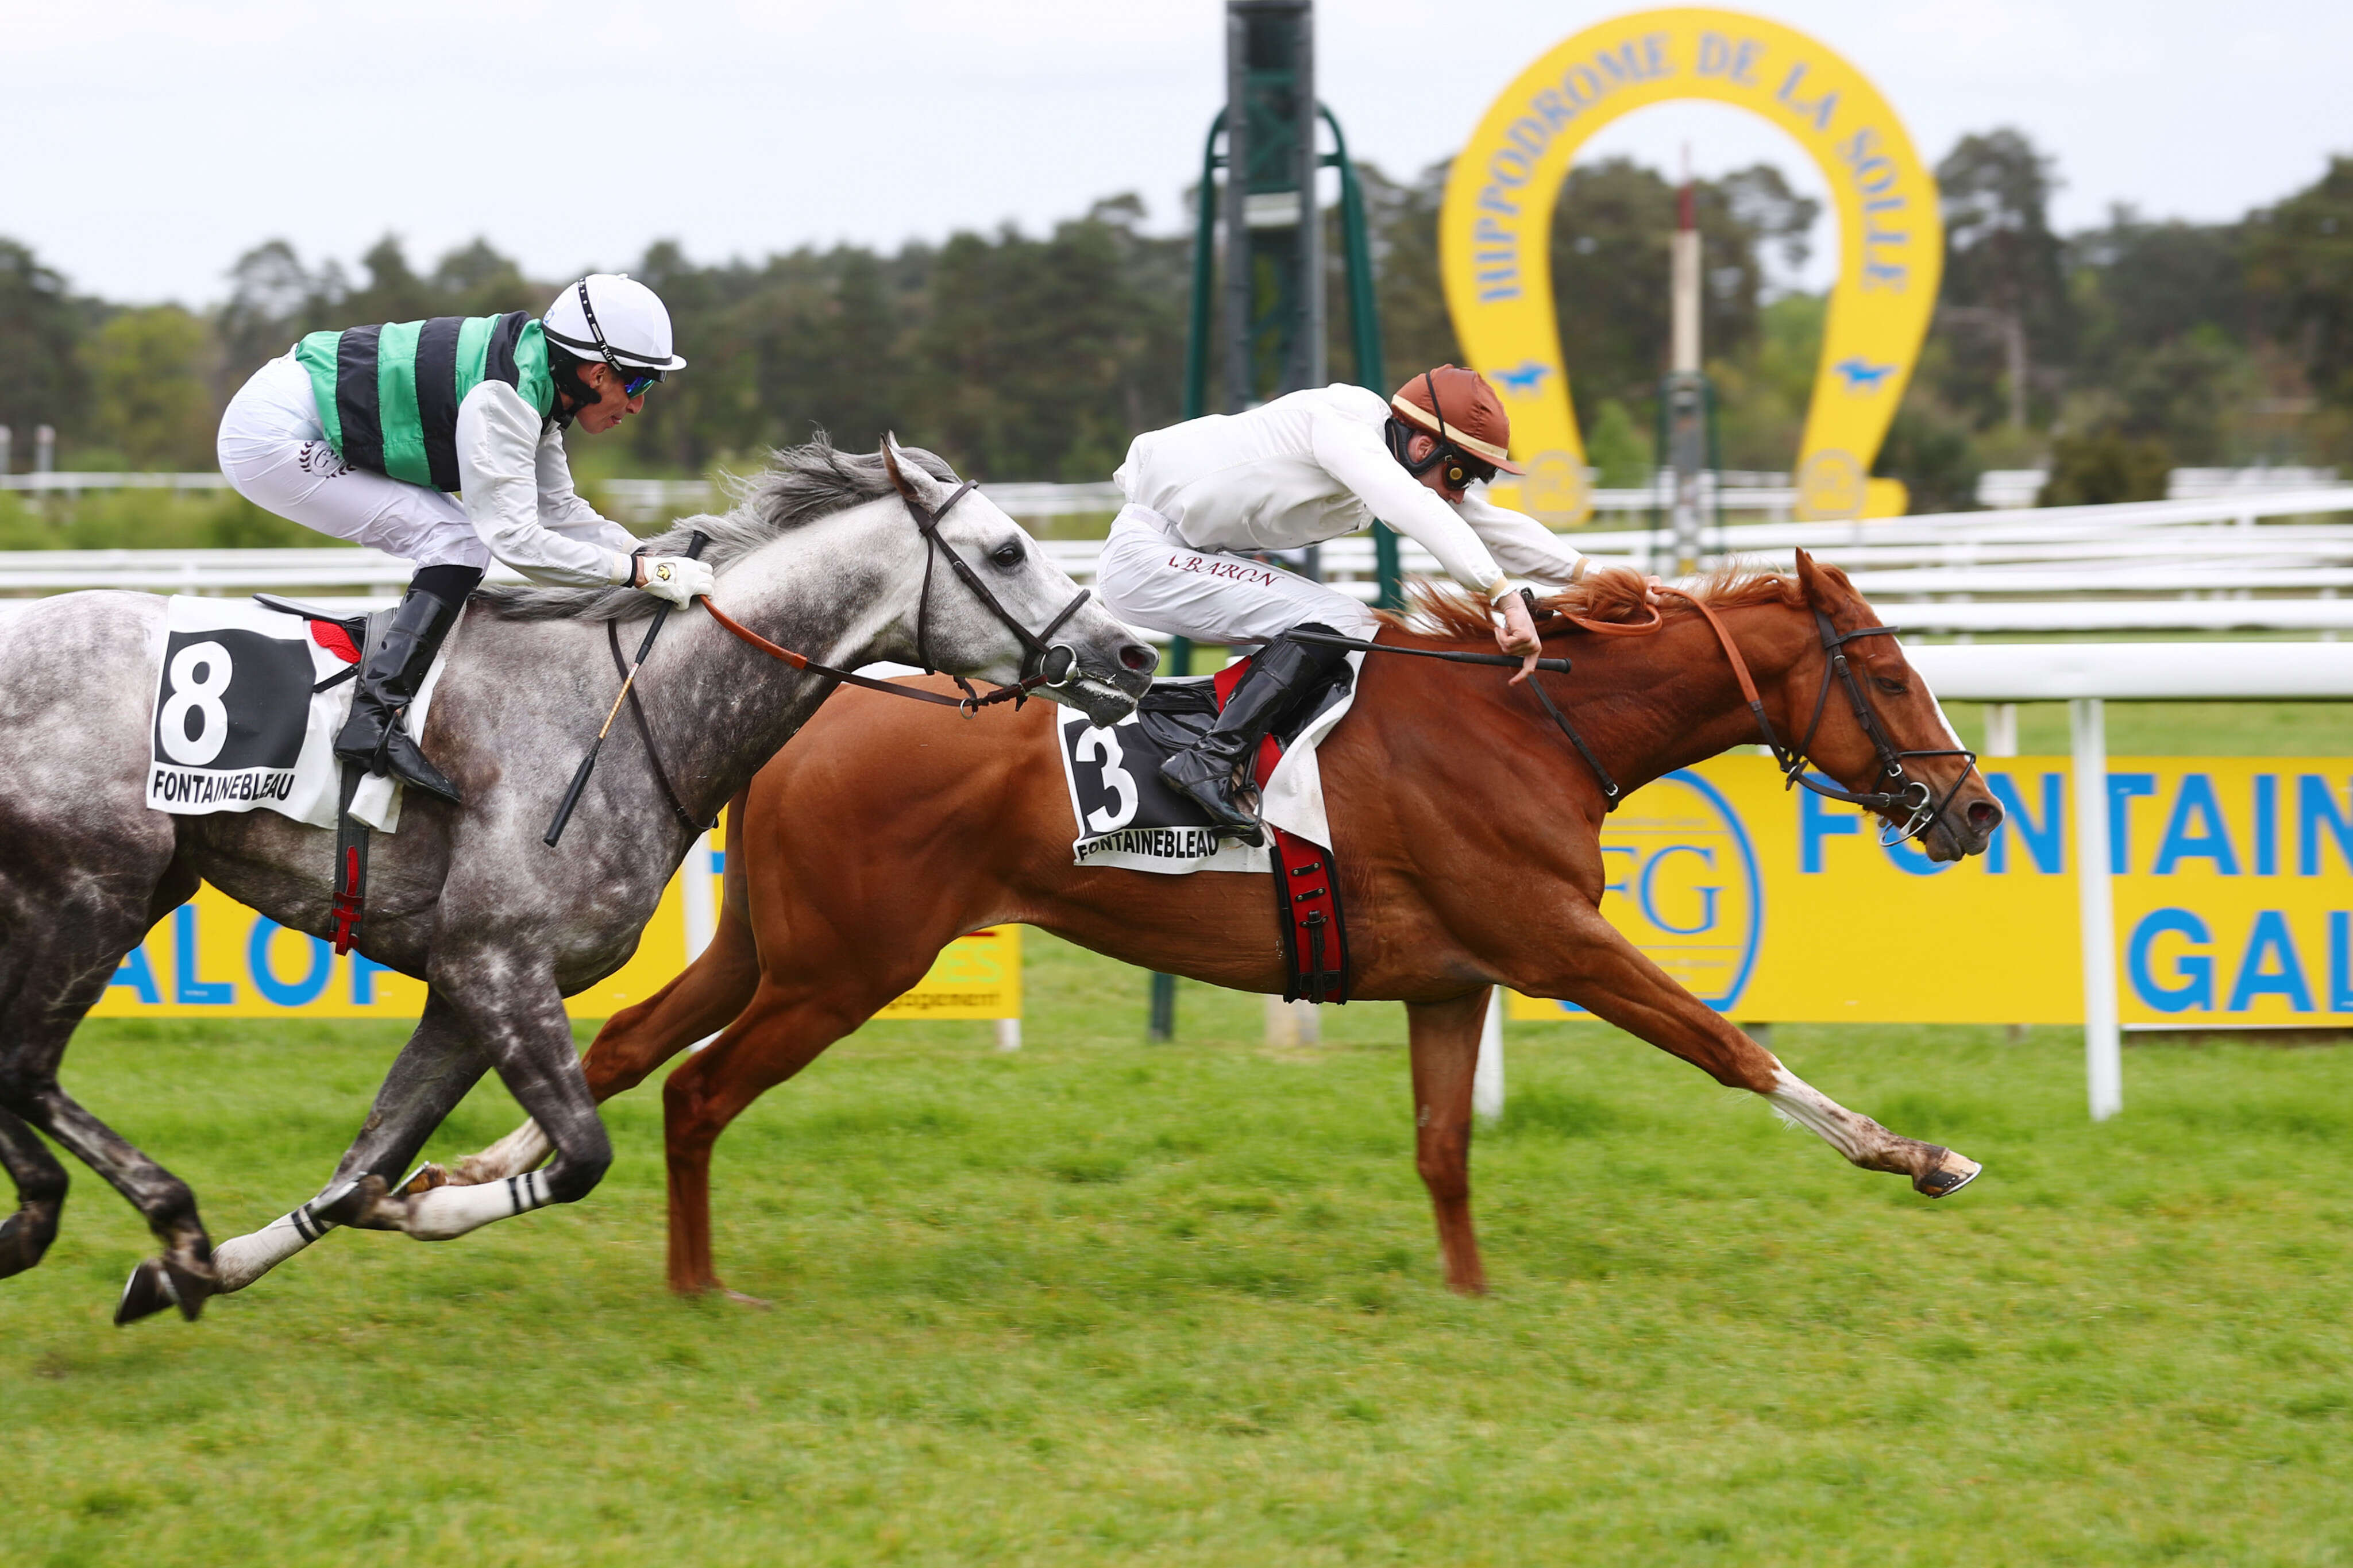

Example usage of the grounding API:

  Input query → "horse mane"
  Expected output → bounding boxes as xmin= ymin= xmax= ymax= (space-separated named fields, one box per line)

xmin=1378 ymin=562 xmax=1812 ymax=643
xmin=477 ymin=434 xmax=958 ymax=622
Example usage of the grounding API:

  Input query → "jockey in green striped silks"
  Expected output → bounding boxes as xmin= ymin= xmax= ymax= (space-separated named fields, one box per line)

xmin=217 ymin=275 xmax=712 ymax=805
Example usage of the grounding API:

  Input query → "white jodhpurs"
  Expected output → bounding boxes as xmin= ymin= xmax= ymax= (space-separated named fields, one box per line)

xmin=216 ymin=354 xmax=493 ymax=571
xmin=1096 ymin=503 xmax=1382 ymax=648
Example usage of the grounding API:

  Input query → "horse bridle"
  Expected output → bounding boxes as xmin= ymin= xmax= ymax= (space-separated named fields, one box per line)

xmin=900 ymin=475 xmax=1092 ymax=709
xmin=1644 ymin=589 xmax=1978 ymax=845
xmin=699 ymin=470 xmax=1094 ymax=718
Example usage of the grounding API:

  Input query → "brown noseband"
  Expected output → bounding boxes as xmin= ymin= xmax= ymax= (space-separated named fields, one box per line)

xmin=1649 ymin=588 xmax=1978 ymax=844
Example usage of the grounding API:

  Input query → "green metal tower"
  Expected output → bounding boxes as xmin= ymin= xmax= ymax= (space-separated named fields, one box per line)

xmin=1154 ymin=0 xmax=1394 ymax=1042
xmin=1181 ymin=6 xmax=1393 ymax=600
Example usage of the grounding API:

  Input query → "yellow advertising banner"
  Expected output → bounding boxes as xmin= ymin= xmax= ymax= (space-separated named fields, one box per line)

xmin=1438 ymin=8 xmax=1942 ymax=522
xmin=871 ymin=926 xmax=1023 ymax=1022
xmin=90 ymin=836 xmax=1021 ymax=1023
xmin=90 ymin=759 xmax=2350 ymax=1029
xmin=1511 ymin=757 xmax=2353 ymax=1026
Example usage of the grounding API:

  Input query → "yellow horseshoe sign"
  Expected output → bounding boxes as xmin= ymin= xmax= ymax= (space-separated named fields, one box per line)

xmin=1440 ymin=9 xmax=1942 ymax=523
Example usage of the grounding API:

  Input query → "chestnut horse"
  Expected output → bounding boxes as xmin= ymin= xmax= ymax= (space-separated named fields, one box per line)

xmin=460 ymin=552 xmax=2000 ymax=1296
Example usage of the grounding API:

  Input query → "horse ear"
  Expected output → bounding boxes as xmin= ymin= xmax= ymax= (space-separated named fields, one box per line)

xmin=880 ymin=432 xmax=941 ymax=507
xmin=1793 ymin=547 xmax=1826 ymax=607
xmin=880 ymin=432 xmax=917 ymax=503
xmin=1793 ymin=547 xmax=1867 ymax=625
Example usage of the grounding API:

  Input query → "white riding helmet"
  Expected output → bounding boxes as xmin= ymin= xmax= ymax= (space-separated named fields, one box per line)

xmin=542 ymin=273 xmax=687 ymax=377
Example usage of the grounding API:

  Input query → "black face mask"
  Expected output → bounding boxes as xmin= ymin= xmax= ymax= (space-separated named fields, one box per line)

xmin=550 ymin=362 xmax=589 ymax=428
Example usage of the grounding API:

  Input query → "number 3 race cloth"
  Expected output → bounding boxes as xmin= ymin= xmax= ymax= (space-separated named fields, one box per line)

xmin=1055 ymin=648 xmax=1366 ymax=1002
xmin=1055 ymin=648 xmax=1363 ymax=874
xmin=145 ymin=596 xmax=457 ymax=832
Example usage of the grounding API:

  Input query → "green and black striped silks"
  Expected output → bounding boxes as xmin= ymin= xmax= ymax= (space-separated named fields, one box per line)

xmin=294 ymin=313 xmax=554 ymax=491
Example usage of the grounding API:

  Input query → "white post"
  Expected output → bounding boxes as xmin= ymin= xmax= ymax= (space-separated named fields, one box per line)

xmin=1473 ymin=986 xmax=1505 ymax=1123
xmin=33 ymin=424 xmax=54 ymax=476
xmin=2071 ymin=698 xmax=2122 ymax=1121
xmin=1989 ymin=700 xmax=2024 ymax=1040
xmin=1264 ymin=995 xmax=1318 ymax=1047
xmin=680 ymin=825 xmax=718 ymax=963
xmin=681 ymin=827 xmax=720 ymax=1053
xmin=1984 ymin=702 xmax=2018 ymax=758
xmin=994 ymin=1018 xmax=1022 ymax=1052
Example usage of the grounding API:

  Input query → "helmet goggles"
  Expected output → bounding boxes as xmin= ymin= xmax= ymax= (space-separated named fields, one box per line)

xmin=572 ymin=279 xmax=665 ymax=397
xmin=1390 ymin=370 xmax=1498 ymax=489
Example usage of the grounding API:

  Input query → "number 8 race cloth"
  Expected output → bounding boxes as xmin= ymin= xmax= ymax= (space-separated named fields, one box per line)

xmin=146 ymin=595 xmax=456 ymax=833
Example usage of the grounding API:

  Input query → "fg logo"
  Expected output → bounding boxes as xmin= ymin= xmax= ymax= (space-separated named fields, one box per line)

xmin=1595 ymin=770 xmax=1764 ymax=1010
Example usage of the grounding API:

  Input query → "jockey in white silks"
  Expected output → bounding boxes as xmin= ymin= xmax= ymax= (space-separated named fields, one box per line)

xmin=216 ymin=274 xmax=717 ymax=806
xmin=1098 ymin=365 xmax=1590 ymax=844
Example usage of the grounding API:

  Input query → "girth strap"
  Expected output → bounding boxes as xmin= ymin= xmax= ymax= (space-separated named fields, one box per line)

xmin=329 ymin=760 xmax=369 ymax=956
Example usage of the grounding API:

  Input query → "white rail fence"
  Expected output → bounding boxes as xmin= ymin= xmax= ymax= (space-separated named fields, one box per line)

xmin=14 ymin=465 xmax=2329 ymax=519
xmin=1977 ymin=466 xmax=2340 ymax=509
xmin=597 ymin=476 xmax=1808 ymax=525
xmin=1471 ymin=642 xmax=2353 ymax=1127
xmin=0 ymin=496 xmax=2343 ymax=1121
xmin=6 ymin=488 xmax=2353 ymax=638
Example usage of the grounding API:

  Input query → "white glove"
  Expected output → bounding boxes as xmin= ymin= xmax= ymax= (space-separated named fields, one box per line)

xmin=634 ymin=554 xmax=715 ymax=607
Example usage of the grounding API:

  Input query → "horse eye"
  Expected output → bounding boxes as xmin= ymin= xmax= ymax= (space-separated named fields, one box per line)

xmin=1875 ymin=676 xmax=1908 ymax=696
xmin=990 ymin=542 xmax=1025 ymax=569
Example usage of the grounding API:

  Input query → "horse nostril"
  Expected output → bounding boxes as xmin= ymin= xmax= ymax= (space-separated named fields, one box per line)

xmin=1967 ymin=798 xmax=2004 ymax=833
xmin=1120 ymin=643 xmax=1159 ymax=674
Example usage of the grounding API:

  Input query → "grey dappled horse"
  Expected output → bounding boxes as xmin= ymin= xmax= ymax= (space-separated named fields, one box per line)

xmin=0 ymin=437 xmax=1154 ymax=1323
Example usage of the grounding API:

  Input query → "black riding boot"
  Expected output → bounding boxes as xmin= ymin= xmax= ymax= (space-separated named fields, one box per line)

xmin=1159 ymin=624 xmax=1351 ymax=847
xmin=333 ymin=571 xmax=475 ymax=805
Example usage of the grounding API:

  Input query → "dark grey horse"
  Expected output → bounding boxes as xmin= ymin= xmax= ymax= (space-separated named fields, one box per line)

xmin=0 ymin=437 xmax=1154 ymax=1323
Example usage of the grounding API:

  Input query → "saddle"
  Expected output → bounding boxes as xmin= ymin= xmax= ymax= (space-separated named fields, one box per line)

xmin=1138 ymin=657 xmax=1356 ymax=1005
xmin=253 ymin=594 xmax=392 ymax=955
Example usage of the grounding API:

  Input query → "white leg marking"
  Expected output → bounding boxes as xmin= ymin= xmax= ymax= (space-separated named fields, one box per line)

xmin=211 ymin=1201 xmax=338 ymax=1293
xmin=1767 ymin=1066 xmax=1982 ymax=1191
xmin=1765 ymin=1067 xmax=1880 ymax=1164
xmin=403 ymin=1168 xmax=551 ymax=1241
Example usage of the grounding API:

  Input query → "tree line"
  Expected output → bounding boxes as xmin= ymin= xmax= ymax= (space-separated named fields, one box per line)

xmin=1 ymin=130 xmax=2346 ymax=514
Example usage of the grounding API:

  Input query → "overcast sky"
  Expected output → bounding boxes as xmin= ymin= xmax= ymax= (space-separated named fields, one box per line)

xmin=9 ymin=0 xmax=2347 ymax=307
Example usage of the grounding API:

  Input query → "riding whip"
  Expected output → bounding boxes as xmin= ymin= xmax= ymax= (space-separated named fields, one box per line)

xmin=543 ymin=530 xmax=709 ymax=847
xmin=1284 ymin=628 xmax=1573 ymax=675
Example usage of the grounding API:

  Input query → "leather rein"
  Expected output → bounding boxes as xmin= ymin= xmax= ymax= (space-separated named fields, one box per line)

xmin=1334 ymin=588 xmax=1974 ymax=844
xmin=1641 ymin=589 xmax=1978 ymax=845
xmin=700 ymin=474 xmax=1093 ymax=718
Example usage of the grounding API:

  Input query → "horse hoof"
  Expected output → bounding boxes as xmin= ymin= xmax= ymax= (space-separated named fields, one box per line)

xmin=114 ymin=1254 xmax=211 ymax=1324
xmin=0 ymin=1207 xmax=56 ymax=1279
xmin=117 ymin=1259 xmax=173 ymax=1324
xmin=1914 ymin=1146 xmax=1982 ymax=1199
xmin=394 ymin=1163 xmax=449 ymax=1198
xmin=314 ymin=1175 xmax=388 ymax=1229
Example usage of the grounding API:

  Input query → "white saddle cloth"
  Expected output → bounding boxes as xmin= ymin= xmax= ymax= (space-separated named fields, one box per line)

xmin=145 ymin=596 xmax=460 ymax=833
xmin=1054 ymin=648 xmax=1364 ymax=875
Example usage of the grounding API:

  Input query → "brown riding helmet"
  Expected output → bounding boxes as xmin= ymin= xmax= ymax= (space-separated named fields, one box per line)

xmin=1390 ymin=366 xmax=1526 ymax=474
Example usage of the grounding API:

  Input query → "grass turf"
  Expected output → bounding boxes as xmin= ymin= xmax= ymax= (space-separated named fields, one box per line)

xmin=5 ymin=933 xmax=2351 ymax=1565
